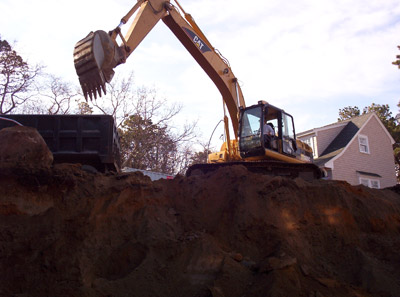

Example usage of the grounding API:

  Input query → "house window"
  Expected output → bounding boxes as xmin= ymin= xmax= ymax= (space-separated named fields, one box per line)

xmin=360 ymin=178 xmax=369 ymax=187
xmin=359 ymin=177 xmax=380 ymax=189
xmin=303 ymin=136 xmax=318 ymax=158
xmin=370 ymin=180 xmax=380 ymax=189
xmin=358 ymin=135 xmax=369 ymax=154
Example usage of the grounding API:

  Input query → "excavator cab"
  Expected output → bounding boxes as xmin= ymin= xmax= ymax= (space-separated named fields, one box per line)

xmin=238 ymin=101 xmax=308 ymax=163
xmin=238 ymin=104 xmax=264 ymax=158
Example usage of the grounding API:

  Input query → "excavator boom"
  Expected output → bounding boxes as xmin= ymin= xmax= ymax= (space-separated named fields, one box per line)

xmin=73 ymin=0 xmax=244 ymax=139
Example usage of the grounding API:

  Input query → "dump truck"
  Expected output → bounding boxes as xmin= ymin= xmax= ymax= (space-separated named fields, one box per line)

xmin=0 ymin=114 xmax=121 ymax=172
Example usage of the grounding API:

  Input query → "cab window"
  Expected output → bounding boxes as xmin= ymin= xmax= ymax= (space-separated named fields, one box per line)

xmin=240 ymin=107 xmax=262 ymax=138
xmin=282 ymin=113 xmax=295 ymax=139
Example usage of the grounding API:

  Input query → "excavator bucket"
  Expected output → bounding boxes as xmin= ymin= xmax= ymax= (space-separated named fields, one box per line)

xmin=73 ymin=30 xmax=124 ymax=100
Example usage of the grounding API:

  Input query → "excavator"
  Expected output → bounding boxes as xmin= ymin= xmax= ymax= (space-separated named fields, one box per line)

xmin=73 ymin=0 xmax=322 ymax=179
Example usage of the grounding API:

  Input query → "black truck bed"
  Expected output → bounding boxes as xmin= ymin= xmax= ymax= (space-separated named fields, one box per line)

xmin=0 ymin=114 xmax=121 ymax=172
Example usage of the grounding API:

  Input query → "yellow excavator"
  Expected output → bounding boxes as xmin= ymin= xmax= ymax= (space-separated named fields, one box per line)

xmin=73 ymin=0 xmax=322 ymax=179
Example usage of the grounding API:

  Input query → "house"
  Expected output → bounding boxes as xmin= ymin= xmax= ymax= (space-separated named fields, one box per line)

xmin=297 ymin=113 xmax=396 ymax=189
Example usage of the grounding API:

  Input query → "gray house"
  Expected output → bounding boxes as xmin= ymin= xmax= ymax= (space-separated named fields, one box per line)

xmin=298 ymin=113 xmax=396 ymax=188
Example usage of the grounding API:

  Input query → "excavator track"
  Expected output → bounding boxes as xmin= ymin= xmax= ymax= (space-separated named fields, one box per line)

xmin=186 ymin=161 xmax=323 ymax=180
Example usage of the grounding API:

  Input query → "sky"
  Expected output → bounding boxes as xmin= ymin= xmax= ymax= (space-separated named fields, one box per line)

xmin=1 ymin=0 xmax=400 ymax=150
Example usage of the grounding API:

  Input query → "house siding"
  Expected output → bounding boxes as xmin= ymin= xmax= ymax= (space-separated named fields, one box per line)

xmin=332 ymin=116 xmax=396 ymax=188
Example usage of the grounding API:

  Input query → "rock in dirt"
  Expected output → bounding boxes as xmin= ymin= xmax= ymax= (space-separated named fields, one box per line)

xmin=0 ymin=126 xmax=53 ymax=169
xmin=0 ymin=164 xmax=400 ymax=297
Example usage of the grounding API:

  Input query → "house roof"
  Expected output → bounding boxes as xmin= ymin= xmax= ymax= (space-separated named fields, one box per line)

xmin=313 ymin=113 xmax=373 ymax=166
xmin=320 ymin=113 xmax=371 ymax=156
xmin=313 ymin=148 xmax=343 ymax=166
xmin=356 ymin=171 xmax=382 ymax=177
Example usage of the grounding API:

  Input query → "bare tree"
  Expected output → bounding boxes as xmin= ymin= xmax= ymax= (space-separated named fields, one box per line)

xmin=119 ymin=97 xmax=198 ymax=174
xmin=89 ymin=72 xmax=136 ymax=126
xmin=75 ymin=70 xmax=200 ymax=173
xmin=37 ymin=74 xmax=79 ymax=115
xmin=172 ymin=142 xmax=211 ymax=175
xmin=93 ymin=73 xmax=198 ymax=174
xmin=0 ymin=37 xmax=42 ymax=114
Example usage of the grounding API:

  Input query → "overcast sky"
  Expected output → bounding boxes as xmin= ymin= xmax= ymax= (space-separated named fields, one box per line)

xmin=1 ymin=0 xmax=400 ymax=149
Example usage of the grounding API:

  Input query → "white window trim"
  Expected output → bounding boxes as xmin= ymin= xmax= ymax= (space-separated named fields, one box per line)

xmin=358 ymin=134 xmax=370 ymax=154
xmin=359 ymin=177 xmax=380 ymax=189
xmin=302 ymin=135 xmax=318 ymax=158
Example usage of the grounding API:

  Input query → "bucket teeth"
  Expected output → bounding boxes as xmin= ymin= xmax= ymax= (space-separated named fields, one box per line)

xmin=74 ymin=30 xmax=122 ymax=100
xmin=73 ymin=31 xmax=108 ymax=101
xmin=78 ymin=69 xmax=106 ymax=101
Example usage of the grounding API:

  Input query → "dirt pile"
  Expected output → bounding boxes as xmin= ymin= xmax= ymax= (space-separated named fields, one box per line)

xmin=1 ymin=161 xmax=400 ymax=297
xmin=0 ymin=126 xmax=53 ymax=169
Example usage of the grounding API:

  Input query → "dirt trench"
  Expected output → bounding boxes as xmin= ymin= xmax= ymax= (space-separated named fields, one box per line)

xmin=1 ymin=162 xmax=400 ymax=297
xmin=1 ymin=126 xmax=400 ymax=297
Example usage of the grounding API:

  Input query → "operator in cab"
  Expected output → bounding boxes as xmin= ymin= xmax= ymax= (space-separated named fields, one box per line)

xmin=263 ymin=118 xmax=275 ymax=149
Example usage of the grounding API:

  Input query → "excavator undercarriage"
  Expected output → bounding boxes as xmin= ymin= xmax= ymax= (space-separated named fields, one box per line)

xmin=186 ymin=161 xmax=323 ymax=180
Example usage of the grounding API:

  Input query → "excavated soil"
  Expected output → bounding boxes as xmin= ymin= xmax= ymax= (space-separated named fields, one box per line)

xmin=1 ymin=164 xmax=400 ymax=297
xmin=1 ymin=126 xmax=400 ymax=297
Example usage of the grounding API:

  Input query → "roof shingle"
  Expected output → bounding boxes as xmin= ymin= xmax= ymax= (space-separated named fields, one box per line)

xmin=315 ymin=113 xmax=372 ymax=164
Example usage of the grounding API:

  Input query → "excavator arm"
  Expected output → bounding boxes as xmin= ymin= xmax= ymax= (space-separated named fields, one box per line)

xmin=73 ymin=0 xmax=245 ymax=140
